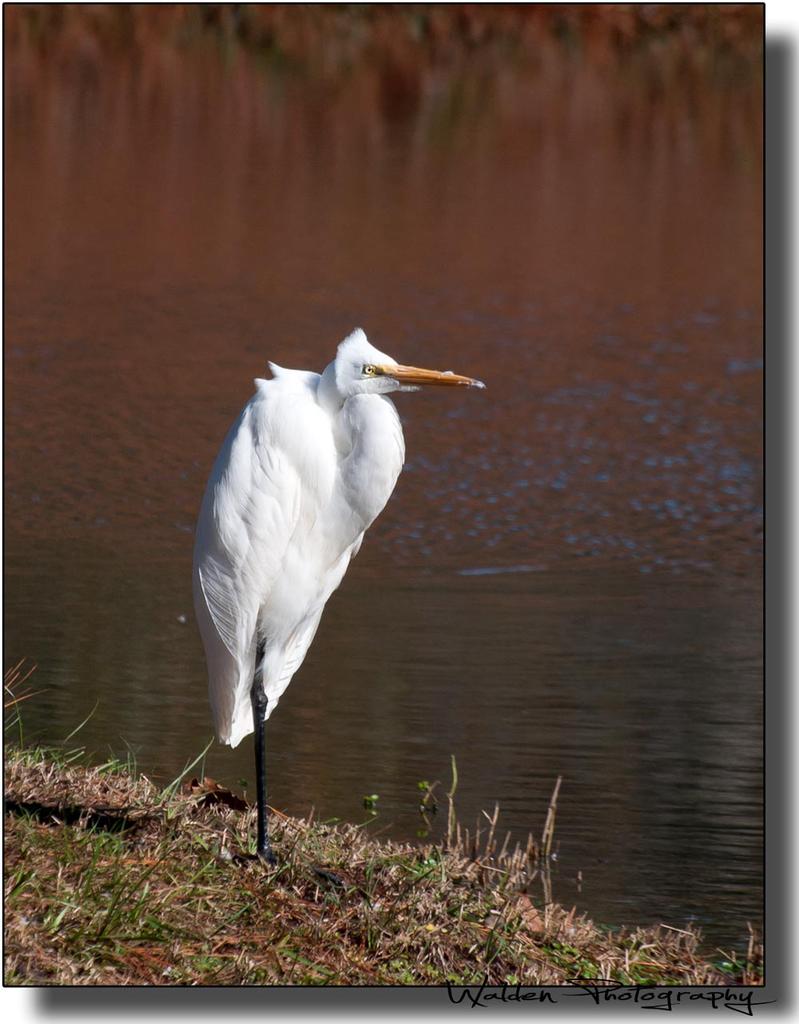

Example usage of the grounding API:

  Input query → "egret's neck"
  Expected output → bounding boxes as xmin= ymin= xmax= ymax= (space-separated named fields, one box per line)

xmin=317 ymin=362 xmax=344 ymax=415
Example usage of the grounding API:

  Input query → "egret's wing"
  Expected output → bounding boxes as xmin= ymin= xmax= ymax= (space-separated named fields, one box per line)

xmin=207 ymin=416 xmax=300 ymax=629
xmin=193 ymin=377 xmax=330 ymax=746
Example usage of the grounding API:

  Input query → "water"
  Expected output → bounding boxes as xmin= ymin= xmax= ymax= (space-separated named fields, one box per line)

xmin=4 ymin=8 xmax=762 ymax=954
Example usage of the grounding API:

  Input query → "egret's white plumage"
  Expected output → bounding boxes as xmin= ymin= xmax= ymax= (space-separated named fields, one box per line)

xmin=193 ymin=328 xmax=484 ymax=860
xmin=194 ymin=329 xmax=411 ymax=746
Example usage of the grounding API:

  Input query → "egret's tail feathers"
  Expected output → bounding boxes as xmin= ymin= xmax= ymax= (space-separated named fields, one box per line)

xmin=224 ymin=678 xmax=280 ymax=749
xmin=199 ymin=594 xmax=325 ymax=747
xmin=225 ymin=703 xmax=253 ymax=749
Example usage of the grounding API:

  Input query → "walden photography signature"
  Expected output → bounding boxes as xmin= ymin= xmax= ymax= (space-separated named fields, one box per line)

xmin=445 ymin=980 xmax=775 ymax=1014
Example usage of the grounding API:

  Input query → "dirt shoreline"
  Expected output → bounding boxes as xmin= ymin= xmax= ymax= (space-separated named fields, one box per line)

xmin=4 ymin=746 xmax=762 ymax=987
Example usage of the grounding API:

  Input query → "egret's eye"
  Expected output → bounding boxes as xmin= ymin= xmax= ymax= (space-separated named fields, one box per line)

xmin=362 ymin=364 xmax=377 ymax=376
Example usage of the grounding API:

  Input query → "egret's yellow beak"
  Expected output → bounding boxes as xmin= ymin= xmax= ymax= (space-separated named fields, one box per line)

xmin=377 ymin=364 xmax=486 ymax=389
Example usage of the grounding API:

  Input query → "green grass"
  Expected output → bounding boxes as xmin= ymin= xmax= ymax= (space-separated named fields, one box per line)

xmin=4 ymin=744 xmax=763 ymax=987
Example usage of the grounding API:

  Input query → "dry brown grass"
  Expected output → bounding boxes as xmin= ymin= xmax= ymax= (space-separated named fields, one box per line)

xmin=4 ymin=746 xmax=762 ymax=987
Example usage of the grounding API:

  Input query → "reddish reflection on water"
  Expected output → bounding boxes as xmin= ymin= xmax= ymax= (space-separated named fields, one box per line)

xmin=4 ymin=8 xmax=762 ymax=952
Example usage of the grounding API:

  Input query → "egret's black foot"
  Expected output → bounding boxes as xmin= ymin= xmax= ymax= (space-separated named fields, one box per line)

xmin=257 ymin=845 xmax=278 ymax=868
xmin=227 ymin=847 xmax=278 ymax=868
xmin=222 ymin=830 xmax=277 ymax=867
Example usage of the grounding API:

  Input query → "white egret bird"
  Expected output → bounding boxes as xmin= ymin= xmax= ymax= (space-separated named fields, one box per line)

xmin=193 ymin=328 xmax=485 ymax=863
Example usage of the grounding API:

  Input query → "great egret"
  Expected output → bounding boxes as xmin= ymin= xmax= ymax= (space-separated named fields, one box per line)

xmin=193 ymin=328 xmax=485 ymax=863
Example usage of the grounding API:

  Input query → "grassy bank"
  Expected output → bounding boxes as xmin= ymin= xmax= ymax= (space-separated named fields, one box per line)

xmin=4 ymin=745 xmax=761 ymax=987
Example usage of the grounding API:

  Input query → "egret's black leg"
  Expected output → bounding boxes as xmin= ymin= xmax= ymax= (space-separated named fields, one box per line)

xmin=251 ymin=639 xmax=276 ymax=865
